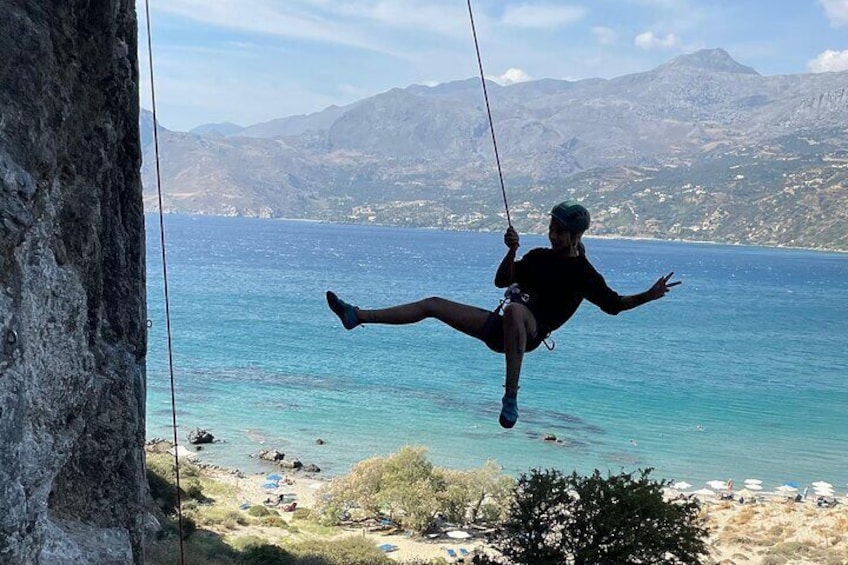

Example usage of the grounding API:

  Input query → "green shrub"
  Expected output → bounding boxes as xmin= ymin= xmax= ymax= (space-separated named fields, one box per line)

xmin=247 ymin=505 xmax=275 ymax=517
xmin=289 ymin=536 xmax=392 ymax=564
xmin=194 ymin=508 xmax=248 ymax=529
xmin=312 ymin=447 xmax=512 ymax=534
xmin=237 ymin=544 xmax=293 ymax=565
xmin=259 ymin=515 xmax=287 ymax=528
xmin=476 ymin=468 xmax=708 ymax=565
xmin=290 ymin=507 xmax=311 ymax=521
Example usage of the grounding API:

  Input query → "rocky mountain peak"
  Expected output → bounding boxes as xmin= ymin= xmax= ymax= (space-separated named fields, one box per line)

xmin=663 ymin=48 xmax=760 ymax=75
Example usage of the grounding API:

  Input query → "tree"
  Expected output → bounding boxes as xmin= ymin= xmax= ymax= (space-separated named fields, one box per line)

xmin=441 ymin=460 xmax=513 ymax=525
xmin=478 ymin=468 xmax=708 ymax=565
xmin=312 ymin=446 xmax=445 ymax=533
xmin=375 ymin=445 xmax=445 ymax=532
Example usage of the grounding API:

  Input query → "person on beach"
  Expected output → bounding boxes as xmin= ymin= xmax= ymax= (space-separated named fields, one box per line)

xmin=326 ymin=201 xmax=680 ymax=429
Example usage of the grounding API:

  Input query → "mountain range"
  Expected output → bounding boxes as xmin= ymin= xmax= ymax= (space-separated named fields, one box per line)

xmin=141 ymin=49 xmax=848 ymax=251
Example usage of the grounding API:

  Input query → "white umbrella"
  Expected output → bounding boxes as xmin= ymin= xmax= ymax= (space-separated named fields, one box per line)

xmin=737 ymin=488 xmax=755 ymax=500
xmin=707 ymin=480 xmax=729 ymax=490
xmin=744 ymin=479 xmax=762 ymax=485
xmin=672 ymin=481 xmax=692 ymax=490
xmin=446 ymin=531 xmax=471 ymax=540
xmin=692 ymin=488 xmax=715 ymax=497
xmin=776 ymin=485 xmax=798 ymax=496
xmin=814 ymin=487 xmax=835 ymax=496
xmin=745 ymin=483 xmax=763 ymax=491
xmin=812 ymin=481 xmax=833 ymax=489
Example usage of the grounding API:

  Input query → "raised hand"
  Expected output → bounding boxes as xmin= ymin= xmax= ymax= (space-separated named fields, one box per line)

xmin=648 ymin=272 xmax=681 ymax=300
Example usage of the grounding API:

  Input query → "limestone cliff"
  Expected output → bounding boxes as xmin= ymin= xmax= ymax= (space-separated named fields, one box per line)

xmin=1 ymin=2 xmax=149 ymax=563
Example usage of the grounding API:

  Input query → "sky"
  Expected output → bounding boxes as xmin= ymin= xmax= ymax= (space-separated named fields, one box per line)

xmin=137 ymin=0 xmax=848 ymax=132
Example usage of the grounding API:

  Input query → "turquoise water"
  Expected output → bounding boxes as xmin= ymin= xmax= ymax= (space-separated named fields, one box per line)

xmin=145 ymin=215 xmax=848 ymax=491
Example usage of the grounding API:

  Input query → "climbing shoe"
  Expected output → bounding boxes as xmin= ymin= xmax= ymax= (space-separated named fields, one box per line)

xmin=326 ymin=291 xmax=360 ymax=330
xmin=499 ymin=394 xmax=519 ymax=429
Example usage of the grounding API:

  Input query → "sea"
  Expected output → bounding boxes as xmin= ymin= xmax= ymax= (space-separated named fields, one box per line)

xmin=144 ymin=214 xmax=848 ymax=491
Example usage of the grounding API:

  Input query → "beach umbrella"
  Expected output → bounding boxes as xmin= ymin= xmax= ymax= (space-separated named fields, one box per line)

xmin=737 ymin=488 xmax=754 ymax=501
xmin=775 ymin=485 xmax=798 ymax=496
xmin=707 ymin=480 xmax=728 ymax=490
xmin=266 ymin=473 xmax=283 ymax=481
xmin=446 ymin=530 xmax=471 ymax=540
xmin=672 ymin=481 xmax=692 ymax=490
xmin=745 ymin=483 xmax=763 ymax=491
xmin=692 ymin=488 xmax=715 ymax=497
xmin=812 ymin=481 xmax=833 ymax=489
xmin=744 ymin=479 xmax=762 ymax=485
xmin=261 ymin=480 xmax=280 ymax=489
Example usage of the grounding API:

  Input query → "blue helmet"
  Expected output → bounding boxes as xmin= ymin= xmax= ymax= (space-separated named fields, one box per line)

xmin=550 ymin=201 xmax=590 ymax=234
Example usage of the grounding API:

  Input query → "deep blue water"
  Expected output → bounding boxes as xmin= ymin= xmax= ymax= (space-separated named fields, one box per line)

xmin=145 ymin=215 xmax=848 ymax=492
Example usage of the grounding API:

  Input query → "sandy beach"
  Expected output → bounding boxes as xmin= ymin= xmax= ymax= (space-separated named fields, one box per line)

xmin=199 ymin=465 xmax=488 ymax=563
xmin=156 ymin=444 xmax=848 ymax=565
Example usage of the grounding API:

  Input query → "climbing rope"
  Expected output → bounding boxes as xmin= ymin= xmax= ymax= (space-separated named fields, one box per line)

xmin=466 ymin=0 xmax=512 ymax=227
xmin=142 ymin=1 xmax=187 ymax=563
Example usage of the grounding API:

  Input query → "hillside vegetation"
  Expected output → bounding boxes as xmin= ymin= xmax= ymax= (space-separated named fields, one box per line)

xmin=142 ymin=49 xmax=848 ymax=251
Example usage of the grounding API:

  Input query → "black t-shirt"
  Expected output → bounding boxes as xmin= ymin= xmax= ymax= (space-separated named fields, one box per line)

xmin=513 ymin=248 xmax=625 ymax=334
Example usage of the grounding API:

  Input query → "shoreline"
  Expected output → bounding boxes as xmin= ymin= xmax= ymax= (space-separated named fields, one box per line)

xmin=149 ymin=440 xmax=848 ymax=564
xmin=144 ymin=212 xmax=848 ymax=255
xmin=151 ymin=427 xmax=848 ymax=497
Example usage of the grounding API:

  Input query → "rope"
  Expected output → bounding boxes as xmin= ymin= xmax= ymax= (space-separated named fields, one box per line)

xmin=142 ymin=2 xmax=187 ymax=563
xmin=466 ymin=0 xmax=511 ymax=227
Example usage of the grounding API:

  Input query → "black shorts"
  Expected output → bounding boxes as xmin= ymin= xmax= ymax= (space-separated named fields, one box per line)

xmin=477 ymin=310 xmax=544 ymax=354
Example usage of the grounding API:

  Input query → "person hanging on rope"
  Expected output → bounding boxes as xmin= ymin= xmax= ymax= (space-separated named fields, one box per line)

xmin=326 ymin=201 xmax=680 ymax=429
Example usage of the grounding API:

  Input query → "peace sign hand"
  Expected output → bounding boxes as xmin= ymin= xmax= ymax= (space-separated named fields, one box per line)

xmin=648 ymin=272 xmax=681 ymax=300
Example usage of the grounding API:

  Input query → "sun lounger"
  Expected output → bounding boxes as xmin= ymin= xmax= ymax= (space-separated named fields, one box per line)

xmin=378 ymin=543 xmax=399 ymax=553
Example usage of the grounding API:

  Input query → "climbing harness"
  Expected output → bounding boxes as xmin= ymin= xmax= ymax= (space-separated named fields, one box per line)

xmin=493 ymin=287 xmax=556 ymax=352
xmin=142 ymin=1 xmax=187 ymax=562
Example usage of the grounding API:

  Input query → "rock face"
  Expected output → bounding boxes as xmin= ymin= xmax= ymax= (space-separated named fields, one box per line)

xmin=0 ymin=2 xmax=148 ymax=564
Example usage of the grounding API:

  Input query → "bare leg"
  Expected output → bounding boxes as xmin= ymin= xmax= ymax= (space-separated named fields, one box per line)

xmin=357 ymin=297 xmax=491 ymax=339
xmin=499 ymin=303 xmax=537 ymax=428
xmin=502 ymin=303 xmax=537 ymax=393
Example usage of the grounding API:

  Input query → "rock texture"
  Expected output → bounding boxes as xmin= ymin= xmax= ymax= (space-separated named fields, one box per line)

xmin=0 ymin=2 xmax=148 ymax=564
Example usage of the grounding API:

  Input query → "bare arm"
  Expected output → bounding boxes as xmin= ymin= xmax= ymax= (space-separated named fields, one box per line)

xmin=494 ymin=227 xmax=520 ymax=287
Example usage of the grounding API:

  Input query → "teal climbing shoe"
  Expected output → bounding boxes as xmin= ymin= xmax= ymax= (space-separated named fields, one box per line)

xmin=326 ymin=291 xmax=360 ymax=330
xmin=499 ymin=394 xmax=519 ymax=429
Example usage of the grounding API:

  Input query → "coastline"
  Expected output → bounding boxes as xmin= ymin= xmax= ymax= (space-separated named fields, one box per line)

xmin=149 ymin=441 xmax=848 ymax=565
xmin=148 ymin=212 xmax=848 ymax=255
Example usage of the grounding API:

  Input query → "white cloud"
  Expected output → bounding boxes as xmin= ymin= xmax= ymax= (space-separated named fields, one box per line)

xmin=339 ymin=1 xmax=468 ymax=37
xmin=151 ymin=0 xmax=379 ymax=51
xmin=493 ymin=68 xmax=532 ymax=85
xmin=634 ymin=31 xmax=681 ymax=50
xmin=592 ymin=26 xmax=617 ymax=45
xmin=150 ymin=0 xmax=469 ymax=55
xmin=501 ymin=3 xmax=587 ymax=29
xmin=807 ymin=49 xmax=848 ymax=72
xmin=820 ymin=0 xmax=848 ymax=26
